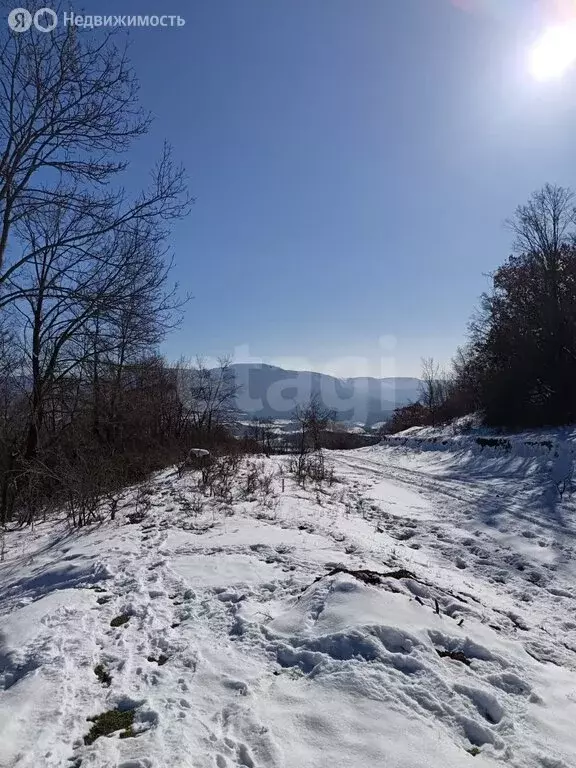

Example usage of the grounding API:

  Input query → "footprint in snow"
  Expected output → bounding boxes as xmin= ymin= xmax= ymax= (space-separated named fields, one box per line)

xmin=235 ymin=742 xmax=256 ymax=768
xmin=222 ymin=678 xmax=249 ymax=696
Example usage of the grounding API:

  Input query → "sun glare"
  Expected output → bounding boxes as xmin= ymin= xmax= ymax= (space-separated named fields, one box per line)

xmin=530 ymin=23 xmax=576 ymax=81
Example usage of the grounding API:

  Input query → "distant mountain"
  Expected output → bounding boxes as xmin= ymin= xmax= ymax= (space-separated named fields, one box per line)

xmin=230 ymin=363 xmax=421 ymax=426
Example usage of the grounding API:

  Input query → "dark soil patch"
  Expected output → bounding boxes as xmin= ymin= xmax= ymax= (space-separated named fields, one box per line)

xmin=324 ymin=566 xmax=417 ymax=586
xmin=436 ymin=649 xmax=471 ymax=666
xmin=94 ymin=663 xmax=112 ymax=686
xmin=110 ymin=614 xmax=130 ymax=628
xmin=300 ymin=565 xmax=419 ymax=597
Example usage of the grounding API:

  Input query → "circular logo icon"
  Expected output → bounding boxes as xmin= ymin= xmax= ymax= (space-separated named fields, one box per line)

xmin=33 ymin=7 xmax=57 ymax=31
xmin=8 ymin=7 xmax=32 ymax=31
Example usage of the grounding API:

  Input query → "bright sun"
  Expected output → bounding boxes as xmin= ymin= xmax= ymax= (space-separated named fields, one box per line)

xmin=530 ymin=23 xmax=576 ymax=81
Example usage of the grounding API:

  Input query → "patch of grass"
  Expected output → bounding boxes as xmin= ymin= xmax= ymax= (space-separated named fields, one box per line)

xmin=94 ymin=663 xmax=112 ymax=687
xmin=110 ymin=614 xmax=130 ymax=628
xmin=466 ymin=747 xmax=481 ymax=757
xmin=84 ymin=709 xmax=135 ymax=745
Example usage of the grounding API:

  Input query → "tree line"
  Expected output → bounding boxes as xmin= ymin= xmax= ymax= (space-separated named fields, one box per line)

xmin=0 ymin=18 xmax=243 ymax=526
xmin=388 ymin=183 xmax=576 ymax=433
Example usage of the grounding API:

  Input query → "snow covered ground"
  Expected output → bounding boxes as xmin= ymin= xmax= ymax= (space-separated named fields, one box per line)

xmin=2 ymin=437 xmax=576 ymax=768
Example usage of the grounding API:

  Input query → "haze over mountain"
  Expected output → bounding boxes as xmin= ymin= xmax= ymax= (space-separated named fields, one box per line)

xmin=230 ymin=363 xmax=421 ymax=426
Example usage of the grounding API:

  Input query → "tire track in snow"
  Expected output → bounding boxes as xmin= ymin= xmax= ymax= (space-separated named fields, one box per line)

xmin=331 ymin=449 xmax=576 ymax=673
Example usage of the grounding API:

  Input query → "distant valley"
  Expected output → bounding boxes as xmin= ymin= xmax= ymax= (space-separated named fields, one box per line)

xmin=229 ymin=363 xmax=421 ymax=426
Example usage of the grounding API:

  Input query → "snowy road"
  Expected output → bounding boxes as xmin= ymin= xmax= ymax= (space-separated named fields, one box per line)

xmin=1 ymin=442 xmax=576 ymax=767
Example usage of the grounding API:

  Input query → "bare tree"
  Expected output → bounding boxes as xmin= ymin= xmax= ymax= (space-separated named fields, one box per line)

xmin=0 ymin=20 xmax=189 ymax=303
xmin=247 ymin=417 xmax=275 ymax=455
xmin=182 ymin=357 xmax=241 ymax=440
xmin=419 ymin=357 xmax=448 ymax=426
xmin=507 ymin=184 xmax=575 ymax=266
xmin=506 ymin=184 xmax=576 ymax=327
xmin=5 ymin=202 xmax=182 ymax=461
xmin=0 ymin=323 xmax=25 ymax=525
xmin=0 ymin=16 xmax=191 ymax=525
xmin=294 ymin=394 xmax=335 ymax=454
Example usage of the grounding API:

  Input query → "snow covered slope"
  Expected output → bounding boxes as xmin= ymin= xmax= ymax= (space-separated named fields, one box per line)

xmin=1 ymin=442 xmax=576 ymax=767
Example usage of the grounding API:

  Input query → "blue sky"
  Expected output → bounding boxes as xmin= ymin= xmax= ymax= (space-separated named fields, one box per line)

xmin=75 ymin=0 xmax=575 ymax=377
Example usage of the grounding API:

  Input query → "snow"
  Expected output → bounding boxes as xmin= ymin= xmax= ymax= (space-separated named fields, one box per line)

xmin=2 ymin=435 xmax=576 ymax=767
xmin=369 ymin=421 xmax=387 ymax=431
xmin=364 ymin=479 xmax=433 ymax=518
